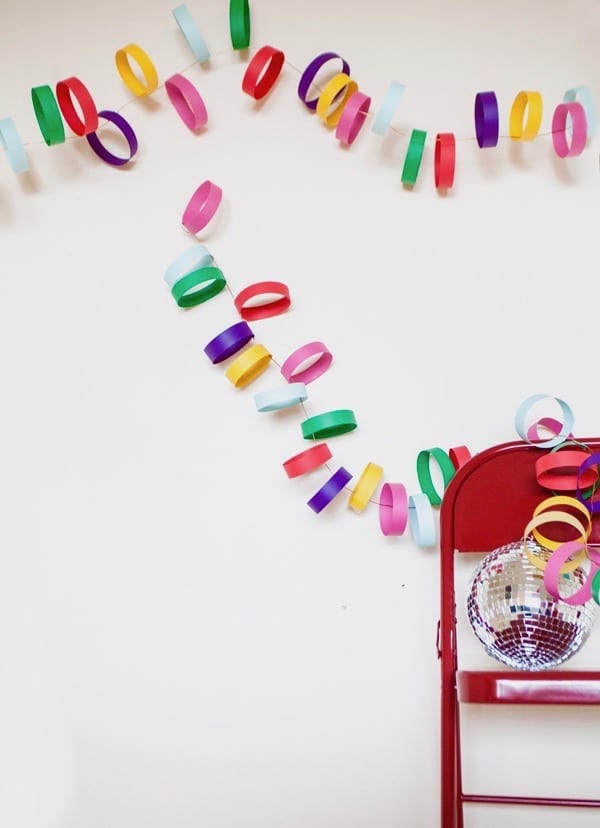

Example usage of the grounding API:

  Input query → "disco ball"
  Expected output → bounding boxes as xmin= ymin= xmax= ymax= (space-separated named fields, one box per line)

xmin=466 ymin=540 xmax=596 ymax=671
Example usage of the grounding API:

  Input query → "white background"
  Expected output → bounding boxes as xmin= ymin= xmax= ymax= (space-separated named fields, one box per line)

xmin=0 ymin=0 xmax=599 ymax=825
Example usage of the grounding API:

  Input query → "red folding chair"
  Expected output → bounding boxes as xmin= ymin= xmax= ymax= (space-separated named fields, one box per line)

xmin=438 ymin=438 xmax=600 ymax=827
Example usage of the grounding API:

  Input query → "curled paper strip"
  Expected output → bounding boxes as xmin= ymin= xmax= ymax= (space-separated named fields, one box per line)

xmin=416 ymin=447 xmax=456 ymax=506
xmin=576 ymin=452 xmax=600 ymax=513
xmin=522 ymin=498 xmax=591 ymax=572
xmin=515 ymin=394 xmax=575 ymax=448
xmin=563 ymin=84 xmax=596 ymax=138
xmin=448 ymin=445 xmax=471 ymax=470
xmin=229 ymin=0 xmax=250 ymax=50
xmin=56 ymin=76 xmax=99 ymax=135
xmin=348 ymin=462 xmax=383 ymax=512
xmin=280 ymin=341 xmax=332 ymax=385
xmin=297 ymin=52 xmax=350 ymax=111
xmin=434 ymin=133 xmax=455 ymax=189
xmin=234 ymin=281 xmax=291 ymax=321
xmin=543 ymin=541 xmax=598 ymax=605
xmin=408 ymin=493 xmax=436 ymax=547
xmin=535 ymin=448 xmax=597 ymax=492
xmin=316 ymin=73 xmax=358 ymax=128
xmin=371 ymin=80 xmax=405 ymax=136
xmin=86 ymin=110 xmax=138 ymax=167
xmin=182 ymin=180 xmax=222 ymax=233
xmin=254 ymin=382 xmax=308 ymax=412
xmin=379 ymin=482 xmax=408 ymax=536
xmin=204 ymin=320 xmax=254 ymax=363
xmin=283 ymin=443 xmax=332 ymax=478
xmin=526 ymin=416 xmax=574 ymax=444
xmin=401 ymin=129 xmax=426 ymax=185
xmin=301 ymin=409 xmax=357 ymax=440
xmin=31 ymin=85 xmax=65 ymax=146
xmin=172 ymin=4 xmax=210 ymax=63
xmin=242 ymin=45 xmax=285 ymax=100
xmin=0 ymin=118 xmax=29 ymax=173
xmin=225 ymin=343 xmax=272 ymax=387
xmin=336 ymin=91 xmax=371 ymax=146
xmin=509 ymin=90 xmax=543 ymax=140
xmin=307 ymin=466 xmax=353 ymax=513
xmin=115 ymin=43 xmax=159 ymax=97
xmin=593 ymin=570 xmax=600 ymax=606
xmin=474 ymin=91 xmax=499 ymax=148
xmin=551 ymin=101 xmax=587 ymax=158
xmin=165 ymin=73 xmax=208 ymax=130
xmin=171 ymin=265 xmax=226 ymax=307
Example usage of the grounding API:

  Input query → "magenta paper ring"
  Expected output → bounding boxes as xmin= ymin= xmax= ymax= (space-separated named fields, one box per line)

xmin=165 ymin=73 xmax=208 ymax=130
xmin=552 ymin=101 xmax=587 ymax=158
xmin=182 ymin=180 xmax=222 ymax=233
xmin=379 ymin=482 xmax=408 ymax=536
xmin=281 ymin=341 xmax=333 ymax=384
xmin=336 ymin=91 xmax=371 ymax=146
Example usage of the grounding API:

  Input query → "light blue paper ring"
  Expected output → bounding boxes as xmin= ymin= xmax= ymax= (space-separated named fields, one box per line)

xmin=563 ymin=85 xmax=596 ymax=138
xmin=172 ymin=4 xmax=210 ymax=63
xmin=0 ymin=117 xmax=29 ymax=173
xmin=254 ymin=383 xmax=308 ymax=412
xmin=515 ymin=394 xmax=575 ymax=449
xmin=408 ymin=493 xmax=436 ymax=547
xmin=164 ymin=244 xmax=214 ymax=288
xmin=371 ymin=80 xmax=405 ymax=136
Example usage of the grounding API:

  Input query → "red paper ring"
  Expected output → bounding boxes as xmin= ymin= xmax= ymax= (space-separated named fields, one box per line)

xmin=56 ymin=76 xmax=99 ymax=135
xmin=434 ymin=132 xmax=456 ymax=189
xmin=234 ymin=281 xmax=291 ymax=321
xmin=242 ymin=45 xmax=285 ymax=100
xmin=283 ymin=443 xmax=332 ymax=478
xmin=536 ymin=449 xmax=598 ymax=492
xmin=448 ymin=445 xmax=471 ymax=470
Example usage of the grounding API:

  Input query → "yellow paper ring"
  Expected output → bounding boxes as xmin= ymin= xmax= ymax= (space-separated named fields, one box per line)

xmin=316 ymin=73 xmax=358 ymax=128
xmin=523 ymin=511 xmax=589 ymax=572
xmin=509 ymin=90 xmax=543 ymax=140
xmin=533 ymin=495 xmax=592 ymax=536
xmin=115 ymin=43 xmax=159 ymax=97
xmin=348 ymin=462 xmax=383 ymax=512
xmin=225 ymin=344 xmax=272 ymax=388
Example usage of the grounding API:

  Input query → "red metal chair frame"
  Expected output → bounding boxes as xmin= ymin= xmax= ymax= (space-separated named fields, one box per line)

xmin=439 ymin=438 xmax=600 ymax=827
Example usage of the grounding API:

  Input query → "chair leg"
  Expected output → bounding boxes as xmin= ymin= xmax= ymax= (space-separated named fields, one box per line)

xmin=441 ymin=678 xmax=458 ymax=828
xmin=455 ymin=702 xmax=464 ymax=828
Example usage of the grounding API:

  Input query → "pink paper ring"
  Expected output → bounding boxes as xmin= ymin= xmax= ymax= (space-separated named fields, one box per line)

xmin=280 ymin=341 xmax=333 ymax=385
xmin=379 ymin=482 xmax=408 ymax=536
xmin=165 ymin=73 xmax=208 ymax=131
xmin=543 ymin=540 xmax=598 ymax=605
xmin=526 ymin=417 xmax=574 ymax=444
xmin=335 ymin=91 xmax=371 ymax=146
xmin=181 ymin=180 xmax=223 ymax=234
xmin=552 ymin=101 xmax=587 ymax=158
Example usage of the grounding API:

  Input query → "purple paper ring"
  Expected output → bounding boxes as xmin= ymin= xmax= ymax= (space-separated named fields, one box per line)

xmin=307 ymin=466 xmax=353 ymax=514
xmin=297 ymin=51 xmax=350 ymax=111
xmin=203 ymin=321 xmax=254 ymax=364
xmin=86 ymin=110 xmax=138 ymax=166
xmin=576 ymin=451 xmax=600 ymax=513
xmin=474 ymin=91 xmax=499 ymax=149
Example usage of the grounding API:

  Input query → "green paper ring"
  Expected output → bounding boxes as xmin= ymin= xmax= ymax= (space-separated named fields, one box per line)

xmin=401 ymin=128 xmax=427 ymax=186
xmin=229 ymin=0 xmax=250 ymax=50
xmin=171 ymin=266 xmax=226 ymax=308
xmin=31 ymin=85 xmax=66 ymax=146
xmin=301 ymin=409 xmax=357 ymax=440
xmin=416 ymin=447 xmax=456 ymax=506
xmin=592 ymin=568 xmax=600 ymax=606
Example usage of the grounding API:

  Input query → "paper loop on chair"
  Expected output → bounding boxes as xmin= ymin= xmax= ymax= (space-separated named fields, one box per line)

xmin=348 ymin=462 xmax=383 ymax=512
xmin=515 ymin=394 xmax=574 ymax=448
xmin=165 ymin=73 xmax=208 ymax=130
xmin=408 ymin=493 xmax=436 ymax=547
xmin=379 ymin=483 xmax=408 ymax=536
xmin=307 ymin=466 xmax=353 ymax=513
xmin=115 ymin=43 xmax=159 ymax=96
xmin=543 ymin=541 xmax=598 ymax=605
xmin=56 ymin=76 xmax=99 ymax=135
xmin=254 ymin=383 xmax=308 ymax=412
xmin=297 ymin=52 xmax=350 ymax=111
xmin=371 ymin=81 xmax=405 ymax=136
xmin=281 ymin=341 xmax=332 ymax=385
xmin=509 ymin=90 xmax=543 ymax=140
xmin=0 ymin=118 xmax=29 ymax=173
xmin=172 ymin=4 xmax=210 ymax=63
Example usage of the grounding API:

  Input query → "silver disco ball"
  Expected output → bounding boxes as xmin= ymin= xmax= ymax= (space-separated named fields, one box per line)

xmin=466 ymin=540 xmax=596 ymax=671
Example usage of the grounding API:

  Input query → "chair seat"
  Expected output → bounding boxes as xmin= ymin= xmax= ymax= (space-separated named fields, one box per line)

xmin=457 ymin=670 xmax=600 ymax=704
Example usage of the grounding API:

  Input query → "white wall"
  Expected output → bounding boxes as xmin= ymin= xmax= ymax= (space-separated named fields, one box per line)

xmin=1 ymin=0 xmax=599 ymax=825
